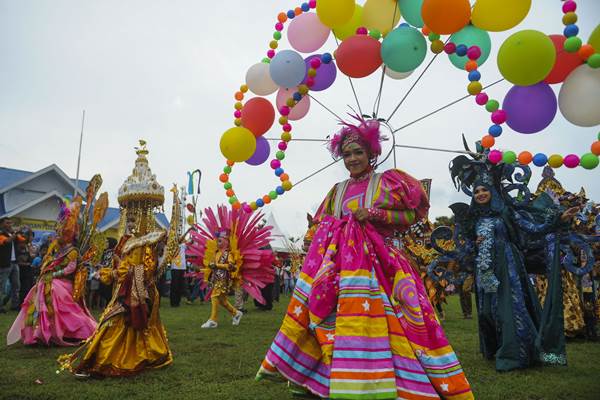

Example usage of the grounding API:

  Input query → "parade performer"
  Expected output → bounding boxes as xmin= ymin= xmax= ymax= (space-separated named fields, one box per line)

xmin=58 ymin=141 xmax=180 ymax=377
xmin=186 ymin=205 xmax=275 ymax=328
xmin=257 ymin=117 xmax=473 ymax=399
xmin=431 ymin=148 xmax=579 ymax=371
xmin=7 ymin=175 xmax=108 ymax=346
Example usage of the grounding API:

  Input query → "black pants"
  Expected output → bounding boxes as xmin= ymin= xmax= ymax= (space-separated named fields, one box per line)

xmin=18 ymin=265 xmax=34 ymax=306
xmin=255 ymin=282 xmax=274 ymax=310
xmin=170 ymin=269 xmax=186 ymax=307
xmin=459 ymin=285 xmax=473 ymax=317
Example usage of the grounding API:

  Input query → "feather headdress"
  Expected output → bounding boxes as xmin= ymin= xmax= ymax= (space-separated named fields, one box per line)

xmin=327 ymin=114 xmax=385 ymax=160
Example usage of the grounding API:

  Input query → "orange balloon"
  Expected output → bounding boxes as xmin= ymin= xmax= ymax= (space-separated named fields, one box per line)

xmin=241 ymin=97 xmax=275 ymax=137
xmin=481 ymin=135 xmax=495 ymax=148
xmin=518 ymin=151 xmax=533 ymax=165
xmin=465 ymin=60 xmax=478 ymax=72
xmin=422 ymin=0 xmax=471 ymax=35
xmin=578 ymin=44 xmax=595 ymax=61
xmin=591 ymin=141 xmax=600 ymax=156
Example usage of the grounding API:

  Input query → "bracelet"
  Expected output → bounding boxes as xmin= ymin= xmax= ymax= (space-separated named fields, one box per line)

xmin=367 ymin=208 xmax=386 ymax=222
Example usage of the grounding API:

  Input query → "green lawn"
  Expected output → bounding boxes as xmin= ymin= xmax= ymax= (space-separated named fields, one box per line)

xmin=1 ymin=295 xmax=599 ymax=400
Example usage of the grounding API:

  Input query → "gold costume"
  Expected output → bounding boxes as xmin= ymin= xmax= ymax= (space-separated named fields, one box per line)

xmin=59 ymin=141 xmax=180 ymax=377
xmin=69 ymin=232 xmax=172 ymax=376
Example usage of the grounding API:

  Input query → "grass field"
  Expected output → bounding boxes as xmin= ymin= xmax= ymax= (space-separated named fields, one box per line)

xmin=1 ymin=295 xmax=599 ymax=400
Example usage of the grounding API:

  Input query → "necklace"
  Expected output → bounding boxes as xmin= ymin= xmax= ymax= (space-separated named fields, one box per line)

xmin=350 ymin=171 xmax=373 ymax=183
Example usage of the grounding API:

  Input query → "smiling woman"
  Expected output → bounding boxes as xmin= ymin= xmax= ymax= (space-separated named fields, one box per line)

xmin=256 ymin=116 xmax=474 ymax=400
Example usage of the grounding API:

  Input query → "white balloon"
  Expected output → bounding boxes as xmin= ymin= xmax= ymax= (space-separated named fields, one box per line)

xmin=384 ymin=67 xmax=414 ymax=80
xmin=558 ymin=64 xmax=600 ymax=127
xmin=245 ymin=62 xmax=278 ymax=96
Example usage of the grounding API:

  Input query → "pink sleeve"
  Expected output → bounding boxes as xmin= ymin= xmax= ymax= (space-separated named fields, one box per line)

xmin=370 ymin=169 xmax=430 ymax=231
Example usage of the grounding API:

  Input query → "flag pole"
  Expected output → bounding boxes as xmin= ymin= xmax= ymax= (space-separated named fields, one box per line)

xmin=74 ymin=110 xmax=85 ymax=197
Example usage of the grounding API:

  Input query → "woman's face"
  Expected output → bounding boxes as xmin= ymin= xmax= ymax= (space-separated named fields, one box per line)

xmin=474 ymin=186 xmax=492 ymax=205
xmin=342 ymin=142 xmax=370 ymax=177
xmin=217 ymin=236 xmax=229 ymax=250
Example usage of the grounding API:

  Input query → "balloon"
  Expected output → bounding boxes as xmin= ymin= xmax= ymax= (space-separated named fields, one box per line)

xmin=589 ymin=24 xmax=600 ymax=52
xmin=220 ymin=127 xmax=256 ymax=162
xmin=548 ymin=154 xmax=563 ymax=168
xmin=384 ymin=67 xmax=414 ymax=80
xmin=381 ymin=27 xmax=427 ymax=73
xmin=563 ymin=154 xmax=580 ymax=169
xmin=186 ymin=215 xmax=195 ymax=226
xmin=288 ymin=13 xmax=331 ymax=53
xmin=333 ymin=4 xmax=363 ymax=40
xmin=317 ymin=0 xmax=355 ymax=29
xmin=398 ymin=0 xmax=424 ymax=28
xmin=532 ymin=153 xmax=548 ymax=167
xmin=336 ymin=35 xmax=382 ymax=78
xmin=362 ymin=0 xmax=401 ymax=36
xmin=303 ymin=54 xmax=337 ymax=91
xmin=276 ymin=87 xmax=310 ymax=120
xmin=269 ymin=50 xmax=306 ymax=88
xmin=544 ymin=35 xmax=583 ymax=84
xmin=502 ymin=82 xmax=557 ymax=134
xmin=580 ymin=153 xmax=599 ymax=170
xmin=245 ymin=136 xmax=271 ymax=166
xmin=246 ymin=62 xmax=278 ymax=96
xmin=241 ymin=97 xmax=275 ymax=136
xmin=448 ymin=25 xmax=492 ymax=69
xmin=497 ymin=30 xmax=556 ymax=86
xmin=559 ymin=64 xmax=600 ymax=127
xmin=421 ymin=0 xmax=470 ymax=35
xmin=472 ymin=0 xmax=531 ymax=32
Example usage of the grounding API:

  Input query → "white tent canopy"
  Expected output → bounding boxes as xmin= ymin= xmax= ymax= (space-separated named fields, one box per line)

xmin=265 ymin=212 xmax=300 ymax=254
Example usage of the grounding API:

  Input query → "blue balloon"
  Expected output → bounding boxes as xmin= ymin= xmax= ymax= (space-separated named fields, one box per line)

xmin=301 ymin=2 xmax=310 ymax=12
xmin=533 ymin=153 xmax=548 ymax=167
xmin=468 ymin=70 xmax=481 ymax=82
xmin=256 ymin=199 xmax=265 ymax=207
xmin=321 ymin=53 xmax=333 ymax=64
xmin=276 ymin=186 xmax=285 ymax=195
xmin=456 ymin=44 xmax=468 ymax=57
xmin=275 ymin=167 xmax=284 ymax=176
xmin=270 ymin=50 xmax=306 ymax=88
xmin=287 ymin=10 xmax=295 ymax=19
xmin=381 ymin=27 xmax=427 ymax=73
xmin=488 ymin=124 xmax=503 ymax=137
xmin=564 ymin=24 xmax=579 ymax=38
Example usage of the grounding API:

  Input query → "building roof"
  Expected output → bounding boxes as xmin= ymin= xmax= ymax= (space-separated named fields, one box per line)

xmin=0 ymin=165 xmax=168 ymax=230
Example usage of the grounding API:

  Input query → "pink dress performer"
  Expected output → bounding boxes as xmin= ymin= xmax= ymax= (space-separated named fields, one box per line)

xmin=257 ymin=117 xmax=473 ymax=399
xmin=7 ymin=176 xmax=108 ymax=346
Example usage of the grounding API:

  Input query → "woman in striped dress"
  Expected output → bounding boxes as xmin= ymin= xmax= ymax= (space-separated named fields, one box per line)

xmin=257 ymin=117 xmax=473 ymax=400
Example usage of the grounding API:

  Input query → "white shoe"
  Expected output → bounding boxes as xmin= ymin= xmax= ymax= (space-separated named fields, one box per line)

xmin=201 ymin=319 xmax=218 ymax=328
xmin=232 ymin=310 xmax=243 ymax=326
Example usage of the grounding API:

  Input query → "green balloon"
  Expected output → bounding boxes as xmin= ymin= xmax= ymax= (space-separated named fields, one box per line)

xmin=269 ymin=191 xmax=278 ymax=200
xmin=580 ymin=153 xmax=599 ymax=170
xmin=399 ymin=0 xmax=424 ymax=28
xmin=588 ymin=24 xmax=600 ymax=52
xmin=502 ymin=151 xmax=517 ymax=164
xmin=381 ymin=26 xmax=427 ymax=73
xmin=564 ymin=36 xmax=582 ymax=53
xmin=224 ymin=182 xmax=232 ymax=190
xmin=587 ymin=53 xmax=600 ymax=69
xmin=449 ymin=25 xmax=492 ymax=69
xmin=497 ymin=30 xmax=556 ymax=86
xmin=485 ymin=99 xmax=499 ymax=112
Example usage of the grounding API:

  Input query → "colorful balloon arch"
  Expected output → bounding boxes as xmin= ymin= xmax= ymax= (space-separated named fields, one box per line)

xmin=217 ymin=0 xmax=600 ymax=212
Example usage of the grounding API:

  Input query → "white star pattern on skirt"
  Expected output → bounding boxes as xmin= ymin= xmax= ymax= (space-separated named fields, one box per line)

xmin=293 ymin=306 xmax=302 ymax=317
xmin=362 ymin=300 xmax=370 ymax=312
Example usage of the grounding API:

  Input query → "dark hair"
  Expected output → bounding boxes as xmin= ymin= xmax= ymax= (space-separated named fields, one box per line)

xmin=0 ymin=217 xmax=10 ymax=225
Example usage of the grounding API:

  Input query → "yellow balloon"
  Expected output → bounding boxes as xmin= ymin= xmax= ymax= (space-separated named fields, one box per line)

xmin=317 ymin=0 xmax=355 ymax=29
xmin=472 ymin=0 xmax=531 ymax=32
xmin=589 ymin=24 xmax=600 ymax=52
xmin=219 ymin=127 xmax=256 ymax=162
xmin=186 ymin=215 xmax=195 ymax=226
xmin=548 ymin=154 xmax=563 ymax=169
xmin=362 ymin=0 xmax=401 ymax=36
xmin=334 ymin=4 xmax=363 ymax=40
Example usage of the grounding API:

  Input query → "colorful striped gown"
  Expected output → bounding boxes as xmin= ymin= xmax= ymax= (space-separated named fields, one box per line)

xmin=260 ymin=170 xmax=473 ymax=399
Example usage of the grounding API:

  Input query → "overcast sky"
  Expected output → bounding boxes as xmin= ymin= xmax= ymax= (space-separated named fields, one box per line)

xmin=1 ymin=1 xmax=599 ymax=238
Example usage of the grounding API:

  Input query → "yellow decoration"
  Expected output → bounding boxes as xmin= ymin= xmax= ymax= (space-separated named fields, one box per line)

xmin=362 ymin=0 xmax=401 ymax=36
xmin=333 ymin=4 xmax=363 ymax=40
xmin=548 ymin=154 xmax=564 ymax=168
xmin=282 ymin=181 xmax=293 ymax=191
xmin=467 ymin=81 xmax=482 ymax=95
xmin=589 ymin=24 xmax=600 ymax=53
xmin=472 ymin=0 xmax=531 ymax=32
xmin=317 ymin=0 xmax=355 ymax=29
xmin=219 ymin=127 xmax=256 ymax=162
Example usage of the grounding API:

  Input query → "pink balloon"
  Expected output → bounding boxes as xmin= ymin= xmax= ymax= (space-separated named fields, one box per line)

xmin=287 ymin=13 xmax=331 ymax=53
xmin=276 ymin=87 xmax=311 ymax=121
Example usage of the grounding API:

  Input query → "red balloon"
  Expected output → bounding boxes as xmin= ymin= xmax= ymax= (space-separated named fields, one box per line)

xmin=335 ymin=35 xmax=382 ymax=78
xmin=241 ymin=97 xmax=275 ymax=137
xmin=544 ymin=34 xmax=583 ymax=84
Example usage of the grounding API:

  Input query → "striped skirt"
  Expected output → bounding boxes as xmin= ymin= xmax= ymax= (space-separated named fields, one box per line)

xmin=261 ymin=216 xmax=473 ymax=399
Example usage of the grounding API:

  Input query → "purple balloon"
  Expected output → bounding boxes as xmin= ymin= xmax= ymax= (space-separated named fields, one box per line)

xmin=503 ymin=82 xmax=557 ymax=134
xmin=245 ymin=136 xmax=270 ymax=166
xmin=303 ymin=54 xmax=337 ymax=92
